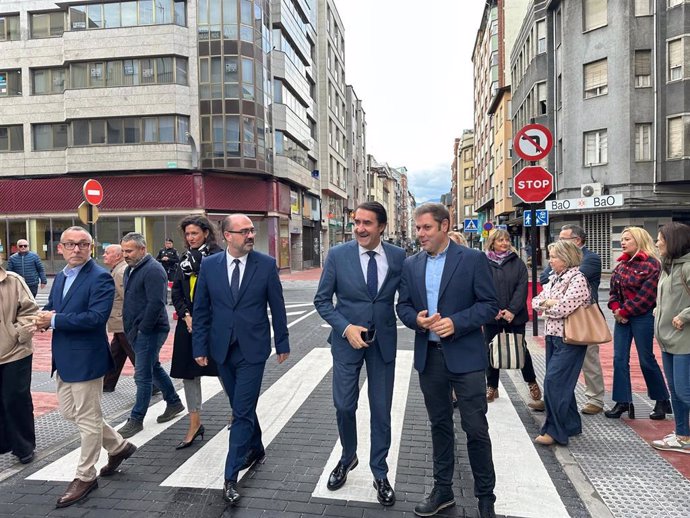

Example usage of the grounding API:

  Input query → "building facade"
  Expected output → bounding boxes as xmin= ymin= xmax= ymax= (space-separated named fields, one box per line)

xmin=450 ymin=129 xmax=475 ymax=236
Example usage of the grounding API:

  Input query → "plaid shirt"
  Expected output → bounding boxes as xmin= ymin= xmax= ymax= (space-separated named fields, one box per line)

xmin=608 ymin=251 xmax=660 ymax=318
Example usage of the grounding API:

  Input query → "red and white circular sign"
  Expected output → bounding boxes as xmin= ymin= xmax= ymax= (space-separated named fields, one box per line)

xmin=83 ymin=179 xmax=104 ymax=205
xmin=513 ymin=166 xmax=554 ymax=204
xmin=513 ymin=124 xmax=553 ymax=161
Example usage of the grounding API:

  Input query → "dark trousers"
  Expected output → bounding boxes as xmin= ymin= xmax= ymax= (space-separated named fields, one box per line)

xmin=332 ymin=340 xmax=395 ymax=479
xmin=484 ymin=324 xmax=536 ymax=388
xmin=0 ymin=355 xmax=36 ymax=458
xmin=419 ymin=346 xmax=495 ymax=502
xmin=217 ymin=343 xmax=265 ymax=482
xmin=541 ymin=336 xmax=587 ymax=445
xmin=103 ymin=332 xmax=135 ymax=391
xmin=28 ymin=284 xmax=38 ymax=297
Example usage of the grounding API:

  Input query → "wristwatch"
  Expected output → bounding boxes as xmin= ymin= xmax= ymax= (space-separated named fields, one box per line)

xmin=184 ymin=311 xmax=191 ymax=317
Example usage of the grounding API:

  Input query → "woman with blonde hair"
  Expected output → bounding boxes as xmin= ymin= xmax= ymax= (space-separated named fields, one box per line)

xmin=448 ymin=231 xmax=467 ymax=247
xmin=532 ymin=240 xmax=591 ymax=445
xmin=606 ymin=227 xmax=670 ymax=420
xmin=484 ymin=229 xmax=543 ymax=409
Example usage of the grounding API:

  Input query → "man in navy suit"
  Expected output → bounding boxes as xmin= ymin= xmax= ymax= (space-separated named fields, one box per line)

xmin=314 ymin=202 xmax=406 ymax=506
xmin=397 ymin=204 xmax=499 ymax=518
xmin=539 ymin=224 xmax=604 ymax=415
xmin=192 ymin=214 xmax=289 ymax=505
xmin=36 ymin=227 xmax=136 ymax=509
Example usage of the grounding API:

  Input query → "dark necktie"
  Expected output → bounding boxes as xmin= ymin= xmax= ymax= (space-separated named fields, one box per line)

xmin=366 ymin=251 xmax=378 ymax=299
xmin=230 ymin=259 xmax=240 ymax=300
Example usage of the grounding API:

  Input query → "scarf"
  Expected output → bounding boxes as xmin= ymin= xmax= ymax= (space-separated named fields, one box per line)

xmin=486 ymin=249 xmax=512 ymax=264
xmin=179 ymin=243 xmax=212 ymax=277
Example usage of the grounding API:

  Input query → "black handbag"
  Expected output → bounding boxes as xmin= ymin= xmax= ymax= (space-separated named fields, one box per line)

xmin=489 ymin=331 xmax=526 ymax=369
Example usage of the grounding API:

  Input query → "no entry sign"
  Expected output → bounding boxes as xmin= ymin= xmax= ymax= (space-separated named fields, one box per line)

xmin=83 ymin=179 xmax=104 ymax=206
xmin=514 ymin=124 xmax=553 ymax=161
xmin=513 ymin=166 xmax=554 ymax=204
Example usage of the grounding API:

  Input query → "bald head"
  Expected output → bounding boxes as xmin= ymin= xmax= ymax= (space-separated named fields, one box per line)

xmin=103 ymin=244 xmax=124 ymax=268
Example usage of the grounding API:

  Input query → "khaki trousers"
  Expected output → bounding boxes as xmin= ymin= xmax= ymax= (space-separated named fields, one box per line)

xmin=56 ymin=374 xmax=127 ymax=481
xmin=582 ymin=345 xmax=605 ymax=408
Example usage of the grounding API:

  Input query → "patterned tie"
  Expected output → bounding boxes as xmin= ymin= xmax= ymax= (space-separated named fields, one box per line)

xmin=366 ymin=251 xmax=378 ymax=299
xmin=230 ymin=259 xmax=240 ymax=301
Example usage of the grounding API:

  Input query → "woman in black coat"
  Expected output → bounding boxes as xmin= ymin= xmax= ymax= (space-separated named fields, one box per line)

xmin=170 ymin=215 xmax=223 ymax=449
xmin=484 ymin=230 xmax=544 ymax=410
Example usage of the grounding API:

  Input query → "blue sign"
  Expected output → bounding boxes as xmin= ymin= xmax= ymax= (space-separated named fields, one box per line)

xmin=463 ymin=218 xmax=479 ymax=232
xmin=524 ymin=210 xmax=549 ymax=227
xmin=496 ymin=224 xmax=508 ymax=230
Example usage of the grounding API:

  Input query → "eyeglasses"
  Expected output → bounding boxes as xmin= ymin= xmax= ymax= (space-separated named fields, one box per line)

xmin=225 ymin=228 xmax=257 ymax=237
xmin=61 ymin=241 xmax=92 ymax=250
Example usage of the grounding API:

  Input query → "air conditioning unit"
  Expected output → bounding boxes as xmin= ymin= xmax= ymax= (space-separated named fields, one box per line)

xmin=580 ymin=183 xmax=602 ymax=197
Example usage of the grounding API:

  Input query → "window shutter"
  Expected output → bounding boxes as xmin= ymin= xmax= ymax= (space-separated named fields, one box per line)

xmin=669 ymin=39 xmax=682 ymax=69
xmin=584 ymin=59 xmax=607 ymax=91
xmin=635 ymin=50 xmax=651 ymax=76
xmin=584 ymin=0 xmax=607 ymax=31
xmin=668 ymin=117 xmax=682 ymax=158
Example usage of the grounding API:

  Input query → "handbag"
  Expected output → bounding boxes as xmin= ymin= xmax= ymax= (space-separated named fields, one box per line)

xmin=489 ymin=331 xmax=526 ymax=369
xmin=563 ymin=303 xmax=612 ymax=345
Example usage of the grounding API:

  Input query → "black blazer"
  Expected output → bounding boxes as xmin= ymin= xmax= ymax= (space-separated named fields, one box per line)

xmin=487 ymin=252 xmax=529 ymax=326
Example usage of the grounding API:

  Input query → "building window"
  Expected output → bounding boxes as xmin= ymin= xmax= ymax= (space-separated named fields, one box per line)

xmin=537 ymin=82 xmax=547 ymax=114
xmin=584 ymin=129 xmax=608 ymax=165
xmin=69 ymin=1 xmax=185 ymax=31
xmin=32 ymin=68 xmax=66 ymax=94
xmin=668 ymin=38 xmax=683 ymax=81
xmin=635 ymin=123 xmax=653 ymax=161
xmin=536 ymin=20 xmax=546 ymax=53
xmin=667 ymin=115 xmax=690 ymax=158
xmin=634 ymin=50 xmax=652 ymax=87
xmin=668 ymin=0 xmax=684 ymax=8
xmin=63 ymin=56 xmax=187 ymax=91
xmin=0 ymin=70 xmax=22 ymax=96
xmin=635 ymin=0 xmax=653 ymax=15
xmin=583 ymin=59 xmax=608 ymax=98
xmin=31 ymin=12 xmax=65 ymax=38
xmin=583 ymin=0 xmax=607 ymax=32
xmin=0 ymin=125 xmax=23 ymax=152
xmin=69 ymin=115 xmax=189 ymax=146
xmin=0 ymin=15 xmax=20 ymax=41
xmin=33 ymin=123 xmax=68 ymax=150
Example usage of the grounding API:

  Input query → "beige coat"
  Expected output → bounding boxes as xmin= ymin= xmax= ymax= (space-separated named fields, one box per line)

xmin=0 ymin=267 xmax=39 ymax=364
xmin=107 ymin=260 xmax=126 ymax=333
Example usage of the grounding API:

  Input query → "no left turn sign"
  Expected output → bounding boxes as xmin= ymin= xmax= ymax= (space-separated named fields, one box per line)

xmin=514 ymin=123 xmax=553 ymax=161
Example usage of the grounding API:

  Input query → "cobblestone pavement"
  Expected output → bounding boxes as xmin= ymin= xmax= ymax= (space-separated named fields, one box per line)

xmin=0 ymin=275 xmax=687 ymax=517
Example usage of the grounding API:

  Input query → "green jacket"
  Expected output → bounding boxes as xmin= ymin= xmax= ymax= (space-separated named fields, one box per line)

xmin=655 ymin=252 xmax=690 ymax=354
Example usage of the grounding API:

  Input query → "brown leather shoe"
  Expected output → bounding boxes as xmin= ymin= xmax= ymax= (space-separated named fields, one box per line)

xmin=99 ymin=441 xmax=137 ymax=477
xmin=534 ymin=433 xmax=555 ymax=446
xmin=486 ymin=387 xmax=498 ymax=402
xmin=528 ymin=382 xmax=542 ymax=401
xmin=56 ymin=478 xmax=98 ymax=508
xmin=528 ymin=399 xmax=546 ymax=411
xmin=581 ymin=403 xmax=603 ymax=415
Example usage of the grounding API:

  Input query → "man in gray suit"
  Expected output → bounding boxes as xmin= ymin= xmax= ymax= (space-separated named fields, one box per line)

xmin=314 ymin=201 xmax=406 ymax=507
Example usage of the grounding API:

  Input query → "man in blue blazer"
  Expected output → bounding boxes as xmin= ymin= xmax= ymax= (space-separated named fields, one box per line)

xmin=539 ymin=224 xmax=604 ymax=415
xmin=192 ymin=214 xmax=290 ymax=505
xmin=36 ymin=227 xmax=136 ymax=509
xmin=314 ymin=202 xmax=406 ymax=507
xmin=396 ymin=204 xmax=499 ymax=518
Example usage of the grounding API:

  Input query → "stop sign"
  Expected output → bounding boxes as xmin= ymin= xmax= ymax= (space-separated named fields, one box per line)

xmin=513 ymin=166 xmax=554 ymax=204
xmin=83 ymin=179 xmax=104 ymax=205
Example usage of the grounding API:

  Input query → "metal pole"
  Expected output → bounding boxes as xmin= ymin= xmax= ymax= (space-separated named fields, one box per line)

xmin=531 ymin=202 xmax=539 ymax=337
xmin=88 ymin=204 xmax=95 ymax=258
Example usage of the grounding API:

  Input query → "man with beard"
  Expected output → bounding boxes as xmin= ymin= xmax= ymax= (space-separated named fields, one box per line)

xmin=314 ymin=201 xmax=406 ymax=506
xmin=192 ymin=214 xmax=290 ymax=505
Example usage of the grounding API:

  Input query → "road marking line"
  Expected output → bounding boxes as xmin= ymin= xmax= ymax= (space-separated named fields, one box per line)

xmin=311 ymin=350 xmax=414 ymax=502
xmin=161 ymin=347 xmax=332 ymax=489
xmin=284 ymin=303 xmax=315 ymax=309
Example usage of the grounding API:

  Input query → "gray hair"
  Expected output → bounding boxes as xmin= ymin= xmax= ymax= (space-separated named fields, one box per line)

xmin=60 ymin=226 xmax=92 ymax=242
xmin=121 ymin=232 xmax=147 ymax=248
xmin=561 ymin=224 xmax=587 ymax=244
xmin=414 ymin=203 xmax=450 ymax=226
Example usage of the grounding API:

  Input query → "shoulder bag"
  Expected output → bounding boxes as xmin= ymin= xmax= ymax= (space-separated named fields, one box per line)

xmin=562 ymin=273 xmax=612 ymax=345
xmin=489 ymin=330 xmax=526 ymax=369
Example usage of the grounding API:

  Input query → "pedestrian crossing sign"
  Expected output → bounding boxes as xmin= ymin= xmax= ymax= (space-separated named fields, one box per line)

xmin=464 ymin=218 xmax=479 ymax=232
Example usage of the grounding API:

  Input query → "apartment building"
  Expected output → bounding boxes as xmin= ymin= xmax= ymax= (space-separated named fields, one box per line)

xmin=450 ymin=129 xmax=475 ymax=230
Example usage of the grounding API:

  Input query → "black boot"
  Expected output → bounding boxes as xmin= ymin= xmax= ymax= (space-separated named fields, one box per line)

xmin=650 ymin=400 xmax=672 ymax=420
xmin=605 ymin=402 xmax=635 ymax=419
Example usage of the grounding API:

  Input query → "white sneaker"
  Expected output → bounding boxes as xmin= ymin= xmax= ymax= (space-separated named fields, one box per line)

xmin=651 ymin=433 xmax=690 ymax=453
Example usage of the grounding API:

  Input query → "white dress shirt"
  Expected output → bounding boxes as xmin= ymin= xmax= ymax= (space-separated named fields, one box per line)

xmin=358 ymin=242 xmax=389 ymax=294
xmin=226 ymin=250 xmax=248 ymax=289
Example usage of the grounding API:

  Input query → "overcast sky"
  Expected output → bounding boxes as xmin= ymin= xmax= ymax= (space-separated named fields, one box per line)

xmin=336 ymin=1 xmax=487 ymax=203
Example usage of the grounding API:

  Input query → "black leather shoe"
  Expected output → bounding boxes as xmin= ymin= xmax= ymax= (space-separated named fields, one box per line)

xmin=223 ymin=480 xmax=240 ymax=504
xmin=373 ymin=478 xmax=395 ymax=506
xmin=175 ymin=425 xmax=205 ymax=450
xmin=478 ymin=499 xmax=497 ymax=518
xmin=326 ymin=455 xmax=358 ymax=491
xmin=650 ymin=400 xmax=672 ymax=420
xmin=239 ymin=447 xmax=266 ymax=471
xmin=414 ymin=486 xmax=455 ymax=517
xmin=605 ymin=402 xmax=635 ymax=419
xmin=19 ymin=451 xmax=35 ymax=464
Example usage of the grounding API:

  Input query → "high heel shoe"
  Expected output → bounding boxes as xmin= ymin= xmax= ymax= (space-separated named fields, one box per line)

xmin=175 ymin=425 xmax=205 ymax=450
xmin=604 ymin=402 xmax=635 ymax=419
xmin=650 ymin=400 xmax=672 ymax=420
